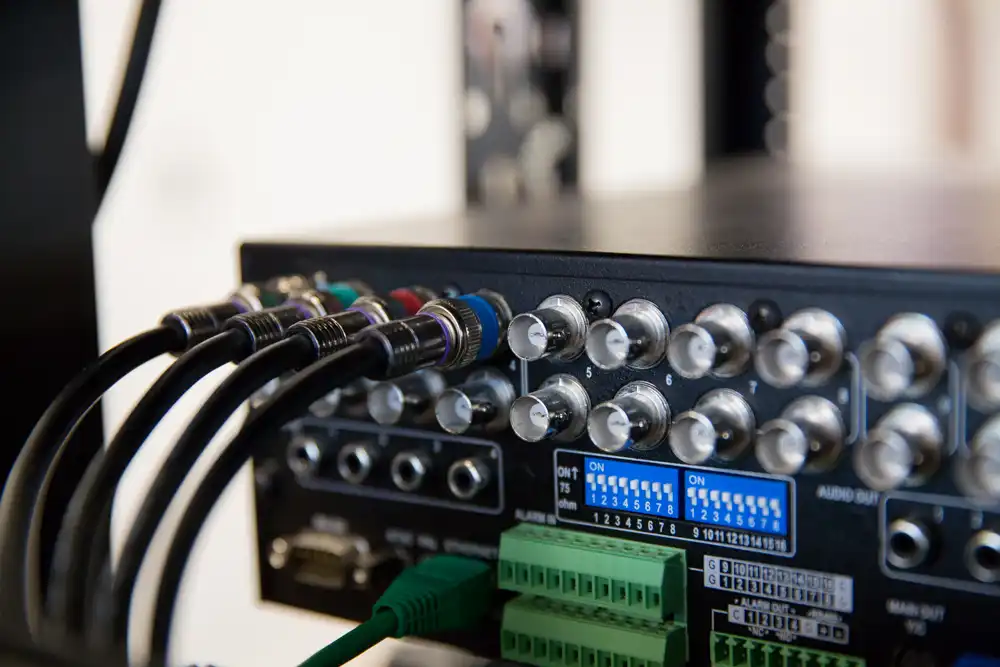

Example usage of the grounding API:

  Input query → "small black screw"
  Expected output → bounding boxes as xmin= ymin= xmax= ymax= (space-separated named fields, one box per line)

xmin=748 ymin=299 xmax=783 ymax=334
xmin=441 ymin=283 xmax=462 ymax=299
xmin=583 ymin=290 xmax=612 ymax=321
xmin=944 ymin=312 xmax=981 ymax=351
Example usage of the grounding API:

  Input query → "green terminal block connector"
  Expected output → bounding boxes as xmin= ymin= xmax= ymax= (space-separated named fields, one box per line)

xmin=502 ymin=595 xmax=687 ymax=667
xmin=710 ymin=633 xmax=865 ymax=667
xmin=498 ymin=524 xmax=686 ymax=621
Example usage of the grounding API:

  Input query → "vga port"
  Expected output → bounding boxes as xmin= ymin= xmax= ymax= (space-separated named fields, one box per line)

xmin=268 ymin=530 xmax=365 ymax=590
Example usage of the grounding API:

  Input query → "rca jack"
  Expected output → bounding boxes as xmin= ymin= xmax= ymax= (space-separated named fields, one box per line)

xmin=507 ymin=295 xmax=588 ymax=362
xmin=509 ymin=374 xmax=590 ymax=443
xmin=587 ymin=381 xmax=670 ymax=453
xmin=756 ymin=396 xmax=844 ymax=475
xmin=886 ymin=518 xmax=935 ymax=570
xmin=336 ymin=442 xmax=379 ymax=485
xmin=390 ymin=451 xmax=431 ymax=492
xmin=965 ymin=320 xmax=1000 ymax=411
xmin=859 ymin=313 xmax=946 ymax=401
xmin=755 ymin=308 xmax=846 ymax=388
xmin=854 ymin=404 xmax=943 ymax=491
xmin=966 ymin=529 xmax=1000 ymax=583
xmin=956 ymin=414 xmax=1000 ymax=503
xmin=286 ymin=435 xmax=324 ymax=477
xmin=435 ymin=369 xmax=515 ymax=434
xmin=585 ymin=299 xmax=669 ymax=370
xmin=669 ymin=389 xmax=755 ymax=464
xmin=447 ymin=458 xmax=490 ymax=500
xmin=367 ymin=370 xmax=446 ymax=426
xmin=667 ymin=303 xmax=754 ymax=379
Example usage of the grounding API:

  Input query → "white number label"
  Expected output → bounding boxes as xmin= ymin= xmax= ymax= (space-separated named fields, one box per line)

xmin=748 ymin=380 xmax=758 ymax=395
xmin=937 ymin=396 xmax=952 ymax=415
xmin=586 ymin=366 xmax=593 ymax=379
xmin=509 ymin=360 xmax=517 ymax=372
xmin=665 ymin=373 xmax=673 ymax=387
xmin=837 ymin=387 xmax=849 ymax=405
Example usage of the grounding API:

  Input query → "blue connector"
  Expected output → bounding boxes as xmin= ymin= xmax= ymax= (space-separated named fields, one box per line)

xmin=454 ymin=291 xmax=509 ymax=361
xmin=357 ymin=290 xmax=511 ymax=377
xmin=955 ymin=655 xmax=1000 ymax=667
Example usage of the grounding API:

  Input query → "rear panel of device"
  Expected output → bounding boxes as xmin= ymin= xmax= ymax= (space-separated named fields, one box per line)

xmin=242 ymin=243 xmax=1000 ymax=667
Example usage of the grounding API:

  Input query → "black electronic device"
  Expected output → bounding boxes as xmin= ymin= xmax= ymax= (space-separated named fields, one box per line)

xmin=243 ymin=165 xmax=1000 ymax=667
xmin=463 ymin=0 xmax=577 ymax=205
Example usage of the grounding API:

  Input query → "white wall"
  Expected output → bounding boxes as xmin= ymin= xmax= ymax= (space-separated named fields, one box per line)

xmin=83 ymin=2 xmax=704 ymax=665
xmin=578 ymin=0 xmax=703 ymax=195
xmin=790 ymin=0 xmax=1000 ymax=176
xmin=970 ymin=0 xmax=1000 ymax=171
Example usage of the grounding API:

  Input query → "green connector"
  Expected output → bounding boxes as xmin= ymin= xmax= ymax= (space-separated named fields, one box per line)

xmin=710 ymin=632 xmax=865 ymax=667
xmin=498 ymin=524 xmax=686 ymax=621
xmin=501 ymin=595 xmax=687 ymax=667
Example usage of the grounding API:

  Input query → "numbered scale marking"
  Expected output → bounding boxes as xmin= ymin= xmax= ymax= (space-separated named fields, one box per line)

xmin=583 ymin=457 xmax=679 ymax=519
xmin=554 ymin=449 xmax=796 ymax=556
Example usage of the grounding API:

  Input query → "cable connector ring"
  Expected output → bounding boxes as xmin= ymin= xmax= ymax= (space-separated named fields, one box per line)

xmin=161 ymin=303 xmax=242 ymax=351
xmin=419 ymin=298 xmax=481 ymax=370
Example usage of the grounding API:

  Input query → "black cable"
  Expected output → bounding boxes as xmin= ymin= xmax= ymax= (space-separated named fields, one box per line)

xmin=94 ymin=0 xmax=163 ymax=197
xmin=0 ymin=326 xmax=184 ymax=634
xmin=0 ymin=629 xmax=126 ymax=667
xmin=81 ymin=512 xmax=111 ymax=637
xmin=46 ymin=329 xmax=249 ymax=636
xmin=96 ymin=335 xmax=320 ymax=645
xmin=147 ymin=339 xmax=387 ymax=662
